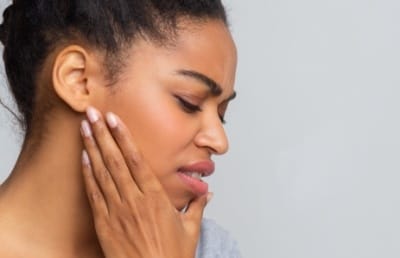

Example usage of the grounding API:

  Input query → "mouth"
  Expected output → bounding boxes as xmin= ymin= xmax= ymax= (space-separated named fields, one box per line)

xmin=178 ymin=171 xmax=206 ymax=180
xmin=177 ymin=160 xmax=215 ymax=196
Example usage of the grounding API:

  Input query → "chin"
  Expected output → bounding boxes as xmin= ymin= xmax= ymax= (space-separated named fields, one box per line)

xmin=170 ymin=195 xmax=194 ymax=212
xmin=173 ymin=200 xmax=189 ymax=212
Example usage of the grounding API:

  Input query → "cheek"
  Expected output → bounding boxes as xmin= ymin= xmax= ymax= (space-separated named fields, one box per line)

xmin=108 ymin=88 xmax=195 ymax=172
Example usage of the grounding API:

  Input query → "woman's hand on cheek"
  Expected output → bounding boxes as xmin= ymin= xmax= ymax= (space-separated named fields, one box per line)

xmin=80 ymin=106 xmax=210 ymax=258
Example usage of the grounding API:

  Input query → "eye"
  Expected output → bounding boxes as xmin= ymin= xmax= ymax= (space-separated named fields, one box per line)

xmin=175 ymin=96 xmax=202 ymax=113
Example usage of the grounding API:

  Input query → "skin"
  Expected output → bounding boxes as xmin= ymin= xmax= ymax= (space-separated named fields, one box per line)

xmin=80 ymin=108 xmax=215 ymax=258
xmin=0 ymin=19 xmax=236 ymax=258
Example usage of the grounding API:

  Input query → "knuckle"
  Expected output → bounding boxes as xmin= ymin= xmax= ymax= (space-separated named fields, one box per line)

xmin=127 ymin=151 xmax=141 ymax=166
xmin=105 ymin=155 xmax=124 ymax=170
xmin=85 ymin=135 xmax=97 ymax=148
xmin=96 ymin=167 xmax=111 ymax=181
xmin=90 ymin=192 xmax=103 ymax=203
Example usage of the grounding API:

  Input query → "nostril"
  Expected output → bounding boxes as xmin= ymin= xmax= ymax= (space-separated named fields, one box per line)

xmin=212 ymin=138 xmax=229 ymax=155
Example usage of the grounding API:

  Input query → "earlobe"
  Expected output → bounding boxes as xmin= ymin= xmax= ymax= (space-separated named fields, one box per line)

xmin=52 ymin=45 xmax=92 ymax=112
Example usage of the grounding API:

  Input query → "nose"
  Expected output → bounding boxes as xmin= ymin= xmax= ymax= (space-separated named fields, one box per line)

xmin=194 ymin=113 xmax=229 ymax=155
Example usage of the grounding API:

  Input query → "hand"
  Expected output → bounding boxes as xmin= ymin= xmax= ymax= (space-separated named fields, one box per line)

xmin=80 ymin=107 xmax=210 ymax=258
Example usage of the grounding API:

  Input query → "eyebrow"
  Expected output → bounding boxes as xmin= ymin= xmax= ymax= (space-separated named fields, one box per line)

xmin=176 ymin=69 xmax=237 ymax=101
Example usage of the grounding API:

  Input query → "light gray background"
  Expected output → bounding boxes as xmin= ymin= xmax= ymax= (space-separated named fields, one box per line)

xmin=1 ymin=0 xmax=400 ymax=257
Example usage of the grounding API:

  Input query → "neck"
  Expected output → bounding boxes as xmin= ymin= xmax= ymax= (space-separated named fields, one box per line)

xmin=0 ymin=109 xmax=103 ymax=257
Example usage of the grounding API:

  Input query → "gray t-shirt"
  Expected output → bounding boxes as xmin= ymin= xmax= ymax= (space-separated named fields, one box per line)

xmin=196 ymin=219 xmax=241 ymax=258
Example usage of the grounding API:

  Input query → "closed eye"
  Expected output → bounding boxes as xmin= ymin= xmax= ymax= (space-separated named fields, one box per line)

xmin=175 ymin=96 xmax=202 ymax=113
xmin=175 ymin=95 xmax=227 ymax=124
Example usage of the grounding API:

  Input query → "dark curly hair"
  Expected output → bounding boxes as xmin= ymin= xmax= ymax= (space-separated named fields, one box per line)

xmin=0 ymin=0 xmax=227 ymax=135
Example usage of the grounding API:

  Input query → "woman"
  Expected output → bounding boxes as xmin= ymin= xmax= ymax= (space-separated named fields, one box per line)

xmin=0 ymin=1 xmax=239 ymax=257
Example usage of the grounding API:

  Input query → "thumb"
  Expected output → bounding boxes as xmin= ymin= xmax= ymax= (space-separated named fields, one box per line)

xmin=183 ymin=192 xmax=213 ymax=233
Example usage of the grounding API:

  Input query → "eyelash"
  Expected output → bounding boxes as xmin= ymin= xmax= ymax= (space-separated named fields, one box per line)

xmin=176 ymin=96 xmax=202 ymax=113
xmin=175 ymin=96 xmax=226 ymax=124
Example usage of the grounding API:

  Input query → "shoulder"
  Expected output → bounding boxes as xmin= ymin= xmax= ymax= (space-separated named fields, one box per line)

xmin=196 ymin=218 xmax=242 ymax=258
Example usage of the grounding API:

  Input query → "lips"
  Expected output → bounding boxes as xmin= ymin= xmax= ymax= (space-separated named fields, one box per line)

xmin=177 ymin=160 xmax=215 ymax=196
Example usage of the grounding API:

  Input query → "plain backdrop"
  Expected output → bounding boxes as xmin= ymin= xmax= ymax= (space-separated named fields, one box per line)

xmin=1 ymin=0 xmax=400 ymax=258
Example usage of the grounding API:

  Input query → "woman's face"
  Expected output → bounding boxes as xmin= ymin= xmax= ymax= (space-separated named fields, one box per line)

xmin=100 ymin=20 xmax=237 ymax=210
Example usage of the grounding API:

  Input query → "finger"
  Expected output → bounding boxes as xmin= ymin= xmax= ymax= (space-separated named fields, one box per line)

xmin=182 ymin=193 xmax=212 ymax=235
xmin=81 ymin=150 xmax=109 ymax=217
xmin=81 ymin=119 xmax=121 ymax=204
xmin=105 ymin=111 xmax=164 ymax=194
xmin=86 ymin=107 xmax=141 ymax=199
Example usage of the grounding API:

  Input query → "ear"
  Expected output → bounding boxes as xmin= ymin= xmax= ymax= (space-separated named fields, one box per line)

xmin=52 ymin=45 xmax=99 ymax=112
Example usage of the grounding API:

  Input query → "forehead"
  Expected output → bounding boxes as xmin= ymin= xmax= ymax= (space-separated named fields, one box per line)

xmin=122 ymin=20 xmax=237 ymax=93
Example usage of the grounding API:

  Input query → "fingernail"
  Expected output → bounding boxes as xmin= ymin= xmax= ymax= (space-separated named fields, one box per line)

xmin=86 ymin=107 xmax=99 ymax=123
xmin=106 ymin=112 xmax=118 ymax=128
xmin=82 ymin=150 xmax=91 ymax=166
xmin=81 ymin=120 xmax=92 ymax=137
xmin=206 ymin=192 xmax=214 ymax=204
